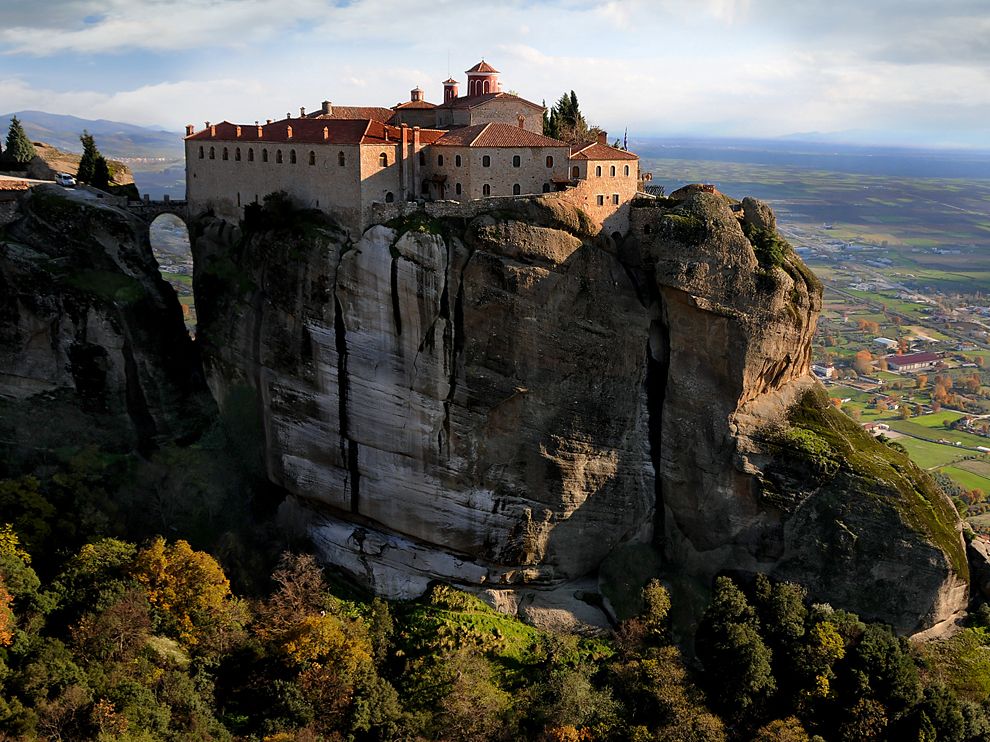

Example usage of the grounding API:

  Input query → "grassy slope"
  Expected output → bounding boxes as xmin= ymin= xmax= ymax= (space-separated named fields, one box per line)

xmin=788 ymin=387 xmax=967 ymax=579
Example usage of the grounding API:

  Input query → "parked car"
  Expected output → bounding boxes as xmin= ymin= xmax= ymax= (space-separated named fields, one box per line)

xmin=55 ymin=173 xmax=76 ymax=187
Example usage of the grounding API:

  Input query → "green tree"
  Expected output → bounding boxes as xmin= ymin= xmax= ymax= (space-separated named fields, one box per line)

xmin=91 ymin=155 xmax=111 ymax=191
xmin=696 ymin=576 xmax=776 ymax=722
xmin=76 ymin=130 xmax=100 ymax=184
xmin=4 ymin=116 xmax=36 ymax=166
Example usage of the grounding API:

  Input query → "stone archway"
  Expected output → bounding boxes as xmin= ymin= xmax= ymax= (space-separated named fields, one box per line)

xmin=148 ymin=213 xmax=196 ymax=334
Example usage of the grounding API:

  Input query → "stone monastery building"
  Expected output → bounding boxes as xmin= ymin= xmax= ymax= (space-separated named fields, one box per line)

xmin=185 ymin=61 xmax=640 ymax=235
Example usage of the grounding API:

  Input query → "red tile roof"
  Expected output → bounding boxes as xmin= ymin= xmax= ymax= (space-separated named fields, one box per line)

xmin=187 ymin=118 xmax=414 ymax=145
xmin=569 ymin=141 xmax=638 ymax=161
xmin=393 ymin=100 xmax=437 ymax=110
xmin=305 ymin=106 xmax=395 ymax=123
xmin=435 ymin=91 xmax=544 ymax=111
xmin=433 ymin=122 xmax=568 ymax=148
xmin=443 ymin=78 xmax=458 ymax=84
xmin=887 ymin=352 xmax=942 ymax=366
xmin=466 ymin=60 xmax=499 ymax=74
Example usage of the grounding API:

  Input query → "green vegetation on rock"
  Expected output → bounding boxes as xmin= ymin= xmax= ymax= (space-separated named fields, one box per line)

xmin=787 ymin=387 xmax=967 ymax=579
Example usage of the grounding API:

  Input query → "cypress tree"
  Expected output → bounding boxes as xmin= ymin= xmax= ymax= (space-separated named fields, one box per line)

xmin=77 ymin=130 xmax=100 ymax=183
xmin=91 ymin=156 xmax=111 ymax=191
xmin=4 ymin=116 xmax=36 ymax=166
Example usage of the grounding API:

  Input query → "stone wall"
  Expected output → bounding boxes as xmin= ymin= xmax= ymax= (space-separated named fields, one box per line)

xmin=420 ymin=145 xmax=571 ymax=201
xmin=185 ymin=139 xmax=369 ymax=232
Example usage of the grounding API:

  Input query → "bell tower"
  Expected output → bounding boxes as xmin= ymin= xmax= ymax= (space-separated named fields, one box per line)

xmin=443 ymin=77 xmax=459 ymax=102
xmin=465 ymin=60 xmax=499 ymax=97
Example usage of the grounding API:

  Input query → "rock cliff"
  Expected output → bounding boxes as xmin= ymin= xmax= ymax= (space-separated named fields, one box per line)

xmin=0 ymin=185 xmax=967 ymax=635
xmin=0 ymin=186 xmax=212 ymax=457
xmin=191 ymin=191 xmax=967 ymax=634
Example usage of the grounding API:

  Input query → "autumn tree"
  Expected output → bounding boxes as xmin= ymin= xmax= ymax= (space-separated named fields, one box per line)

xmin=917 ymin=374 xmax=929 ymax=390
xmin=131 ymin=537 xmax=246 ymax=651
xmin=853 ymin=350 xmax=874 ymax=376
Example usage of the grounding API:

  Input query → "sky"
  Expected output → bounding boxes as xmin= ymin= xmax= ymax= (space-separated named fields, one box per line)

xmin=1 ymin=0 xmax=989 ymax=148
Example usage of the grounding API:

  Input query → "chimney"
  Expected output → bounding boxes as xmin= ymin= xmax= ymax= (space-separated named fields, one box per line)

xmin=322 ymin=100 xmax=332 ymax=115
xmin=205 ymin=120 xmax=210 ymax=129
xmin=300 ymin=106 xmax=306 ymax=117
xmin=286 ymin=112 xmax=291 ymax=120
xmin=257 ymin=125 xmax=263 ymax=137
xmin=597 ymin=131 xmax=607 ymax=146
xmin=287 ymin=125 xmax=293 ymax=139
xmin=323 ymin=127 xmax=329 ymax=141
xmin=210 ymin=124 xmax=216 ymax=137
xmin=236 ymin=125 xmax=242 ymax=137
xmin=185 ymin=124 xmax=194 ymax=136
xmin=266 ymin=119 xmax=272 ymax=124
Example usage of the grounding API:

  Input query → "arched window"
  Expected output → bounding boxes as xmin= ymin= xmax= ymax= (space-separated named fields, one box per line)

xmin=438 ymin=154 xmax=444 ymax=166
xmin=483 ymin=80 xmax=490 ymax=94
xmin=483 ymin=184 xmax=491 ymax=196
xmin=482 ymin=155 xmax=491 ymax=167
xmin=624 ymin=165 xmax=630 ymax=176
xmin=385 ymin=192 xmax=394 ymax=203
xmin=546 ymin=155 xmax=554 ymax=167
xmin=338 ymin=151 xmax=345 ymax=166
xmin=455 ymin=183 xmax=462 ymax=195
xmin=512 ymin=155 xmax=520 ymax=167
xmin=379 ymin=152 xmax=388 ymax=167
xmin=198 ymin=146 xmax=204 ymax=159
xmin=290 ymin=149 xmax=297 ymax=164
xmin=571 ymin=165 xmax=579 ymax=178
xmin=224 ymin=147 xmax=230 ymax=161
xmin=276 ymin=149 xmax=283 ymax=163
xmin=610 ymin=165 xmax=616 ymax=176
xmin=419 ymin=151 xmax=426 ymax=166
xmin=512 ymin=184 xmax=521 ymax=195
xmin=309 ymin=151 xmax=316 ymax=166
xmin=262 ymin=149 xmax=269 ymax=162
xmin=209 ymin=146 xmax=215 ymax=159
xmin=595 ymin=165 xmax=602 ymax=177
xmin=248 ymin=148 xmax=254 ymax=162
xmin=235 ymin=147 xmax=241 ymax=161
xmin=542 ymin=183 xmax=551 ymax=193
xmin=455 ymin=155 xmax=461 ymax=167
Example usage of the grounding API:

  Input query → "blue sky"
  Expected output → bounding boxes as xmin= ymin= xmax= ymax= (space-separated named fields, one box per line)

xmin=2 ymin=0 xmax=989 ymax=148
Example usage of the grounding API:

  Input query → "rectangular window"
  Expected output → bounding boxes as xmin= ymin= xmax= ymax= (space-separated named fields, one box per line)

xmin=612 ymin=194 xmax=620 ymax=205
xmin=596 ymin=195 xmax=604 ymax=206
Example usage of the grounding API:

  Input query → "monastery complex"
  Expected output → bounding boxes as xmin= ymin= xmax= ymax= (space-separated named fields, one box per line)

xmin=184 ymin=61 xmax=641 ymax=235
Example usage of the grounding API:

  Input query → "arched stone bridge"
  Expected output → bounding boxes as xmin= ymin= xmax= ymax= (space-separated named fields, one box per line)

xmin=124 ymin=197 xmax=188 ymax=224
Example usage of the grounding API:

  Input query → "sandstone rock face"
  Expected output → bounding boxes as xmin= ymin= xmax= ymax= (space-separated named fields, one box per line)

xmin=193 ymin=201 xmax=655 ymax=597
xmin=189 ymin=192 xmax=967 ymax=634
xmin=629 ymin=193 xmax=967 ymax=634
xmin=0 ymin=186 xmax=211 ymax=453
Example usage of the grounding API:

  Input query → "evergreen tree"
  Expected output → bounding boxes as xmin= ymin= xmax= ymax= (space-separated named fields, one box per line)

xmin=4 ymin=116 xmax=36 ymax=166
xmin=541 ymin=99 xmax=550 ymax=137
xmin=91 ymin=156 xmax=111 ymax=191
xmin=696 ymin=576 xmax=776 ymax=724
xmin=76 ymin=130 xmax=100 ymax=184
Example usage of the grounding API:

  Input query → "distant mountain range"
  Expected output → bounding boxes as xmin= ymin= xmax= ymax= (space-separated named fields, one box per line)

xmin=1 ymin=110 xmax=184 ymax=162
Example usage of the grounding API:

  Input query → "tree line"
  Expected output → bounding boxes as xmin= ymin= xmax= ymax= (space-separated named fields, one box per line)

xmin=2 ymin=116 xmax=113 ymax=190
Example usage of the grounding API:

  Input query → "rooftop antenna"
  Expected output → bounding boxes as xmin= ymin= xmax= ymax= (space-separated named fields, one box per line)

xmin=447 ymin=49 xmax=450 ymax=78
